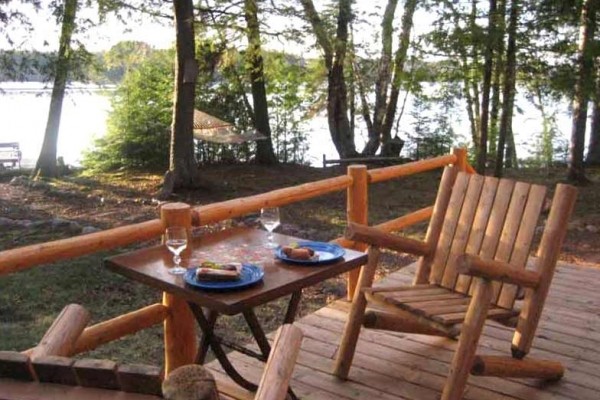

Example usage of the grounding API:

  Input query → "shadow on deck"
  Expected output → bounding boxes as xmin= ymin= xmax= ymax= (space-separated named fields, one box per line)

xmin=208 ymin=261 xmax=600 ymax=400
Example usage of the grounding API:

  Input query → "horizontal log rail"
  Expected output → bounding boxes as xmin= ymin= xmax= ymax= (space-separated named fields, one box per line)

xmin=72 ymin=303 xmax=168 ymax=355
xmin=368 ymin=153 xmax=457 ymax=183
xmin=0 ymin=219 xmax=165 ymax=276
xmin=0 ymin=153 xmax=463 ymax=277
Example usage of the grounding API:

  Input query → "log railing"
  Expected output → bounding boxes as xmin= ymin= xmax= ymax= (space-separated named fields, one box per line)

xmin=0 ymin=148 xmax=470 ymax=375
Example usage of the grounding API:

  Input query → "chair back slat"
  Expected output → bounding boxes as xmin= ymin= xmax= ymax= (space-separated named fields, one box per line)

xmin=414 ymin=167 xmax=459 ymax=283
xmin=454 ymin=177 xmax=499 ymax=293
xmin=429 ymin=173 xmax=471 ymax=285
xmin=487 ymin=181 xmax=532 ymax=300
xmin=495 ymin=184 xmax=547 ymax=308
xmin=440 ymin=174 xmax=485 ymax=288
xmin=454 ymin=176 xmax=499 ymax=293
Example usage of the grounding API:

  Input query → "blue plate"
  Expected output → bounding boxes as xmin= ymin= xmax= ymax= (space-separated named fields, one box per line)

xmin=275 ymin=241 xmax=345 ymax=265
xmin=184 ymin=264 xmax=264 ymax=291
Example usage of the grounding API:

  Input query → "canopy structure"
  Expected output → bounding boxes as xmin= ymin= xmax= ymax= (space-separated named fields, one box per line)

xmin=193 ymin=110 xmax=266 ymax=144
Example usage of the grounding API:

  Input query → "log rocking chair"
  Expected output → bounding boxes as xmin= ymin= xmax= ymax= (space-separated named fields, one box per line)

xmin=333 ymin=167 xmax=577 ymax=400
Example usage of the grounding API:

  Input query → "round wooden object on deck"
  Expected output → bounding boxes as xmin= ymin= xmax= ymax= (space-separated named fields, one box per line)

xmin=162 ymin=365 xmax=219 ymax=400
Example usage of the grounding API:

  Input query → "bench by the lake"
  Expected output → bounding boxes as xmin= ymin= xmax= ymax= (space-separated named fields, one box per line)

xmin=0 ymin=142 xmax=21 ymax=169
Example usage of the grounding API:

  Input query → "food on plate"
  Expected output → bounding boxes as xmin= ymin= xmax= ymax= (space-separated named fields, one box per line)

xmin=195 ymin=262 xmax=241 ymax=281
xmin=281 ymin=246 xmax=318 ymax=261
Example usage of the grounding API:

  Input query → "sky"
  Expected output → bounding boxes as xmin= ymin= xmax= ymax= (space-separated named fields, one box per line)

xmin=1 ymin=2 xmax=174 ymax=52
xmin=1 ymin=1 xmax=435 ymax=55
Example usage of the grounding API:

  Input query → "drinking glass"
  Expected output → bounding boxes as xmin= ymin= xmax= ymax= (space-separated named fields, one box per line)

xmin=260 ymin=207 xmax=280 ymax=249
xmin=165 ymin=226 xmax=188 ymax=275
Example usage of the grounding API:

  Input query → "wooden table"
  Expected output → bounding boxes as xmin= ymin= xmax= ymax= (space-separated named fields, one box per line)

xmin=105 ymin=227 xmax=367 ymax=393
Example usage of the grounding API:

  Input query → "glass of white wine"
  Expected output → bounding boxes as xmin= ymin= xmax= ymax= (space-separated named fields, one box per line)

xmin=165 ymin=226 xmax=188 ymax=275
xmin=260 ymin=207 xmax=280 ymax=249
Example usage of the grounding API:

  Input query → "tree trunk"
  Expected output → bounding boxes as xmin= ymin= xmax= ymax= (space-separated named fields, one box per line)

xmin=244 ymin=0 xmax=277 ymax=165
xmin=585 ymin=58 xmax=600 ymax=165
xmin=32 ymin=0 xmax=78 ymax=179
xmin=363 ymin=0 xmax=399 ymax=156
xmin=568 ymin=0 xmax=596 ymax=182
xmin=300 ymin=0 xmax=356 ymax=158
xmin=505 ymin=124 xmax=517 ymax=168
xmin=477 ymin=0 xmax=498 ymax=173
xmin=164 ymin=0 xmax=199 ymax=194
xmin=489 ymin=0 xmax=506 ymax=166
xmin=328 ymin=0 xmax=356 ymax=158
xmin=494 ymin=0 xmax=519 ymax=178
xmin=381 ymin=0 xmax=417 ymax=156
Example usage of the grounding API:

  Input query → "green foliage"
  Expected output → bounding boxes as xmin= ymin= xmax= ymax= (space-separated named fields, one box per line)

xmin=82 ymin=50 xmax=174 ymax=172
xmin=407 ymin=87 xmax=457 ymax=160
xmin=264 ymin=52 xmax=311 ymax=163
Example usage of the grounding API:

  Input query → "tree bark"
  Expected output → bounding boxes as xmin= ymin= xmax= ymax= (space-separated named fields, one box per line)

xmin=244 ymin=0 xmax=277 ymax=164
xmin=568 ymin=0 xmax=596 ymax=182
xmin=381 ymin=0 xmax=417 ymax=156
xmin=477 ymin=0 xmax=498 ymax=173
xmin=495 ymin=0 xmax=519 ymax=178
xmin=362 ymin=0 xmax=399 ymax=156
xmin=489 ymin=0 xmax=506 ymax=165
xmin=301 ymin=0 xmax=356 ymax=158
xmin=586 ymin=57 xmax=600 ymax=165
xmin=32 ymin=0 xmax=78 ymax=179
xmin=164 ymin=0 xmax=199 ymax=193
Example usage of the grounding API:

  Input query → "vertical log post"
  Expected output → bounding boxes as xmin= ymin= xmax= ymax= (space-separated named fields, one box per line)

xmin=346 ymin=165 xmax=368 ymax=300
xmin=453 ymin=148 xmax=468 ymax=171
xmin=160 ymin=202 xmax=198 ymax=374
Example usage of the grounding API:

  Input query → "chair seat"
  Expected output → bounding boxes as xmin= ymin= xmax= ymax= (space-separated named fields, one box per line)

xmin=366 ymin=284 xmax=519 ymax=325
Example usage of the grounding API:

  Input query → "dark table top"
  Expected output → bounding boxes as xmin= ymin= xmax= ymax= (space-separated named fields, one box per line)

xmin=104 ymin=227 xmax=367 ymax=315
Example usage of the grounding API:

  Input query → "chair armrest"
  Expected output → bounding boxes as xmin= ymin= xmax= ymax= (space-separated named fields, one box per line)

xmin=345 ymin=222 xmax=432 ymax=256
xmin=255 ymin=324 xmax=303 ymax=400
xmin=457 ymin=255 xmax=541 ymax=288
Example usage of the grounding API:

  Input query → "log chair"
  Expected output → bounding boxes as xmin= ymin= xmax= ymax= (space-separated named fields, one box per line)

xmin=333 ymin=166 xmax=577 ymax=400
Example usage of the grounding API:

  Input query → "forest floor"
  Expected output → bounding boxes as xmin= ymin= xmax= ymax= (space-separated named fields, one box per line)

xmin=1 ymin=163 xmax=599 ymax=365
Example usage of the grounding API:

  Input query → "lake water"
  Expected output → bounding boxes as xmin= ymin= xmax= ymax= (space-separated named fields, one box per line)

xmin=0 ymin=82 xmax=574 ymax=168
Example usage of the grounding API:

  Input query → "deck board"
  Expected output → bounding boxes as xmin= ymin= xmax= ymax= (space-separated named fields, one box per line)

xmin=208 ymin=261 xmax=600 ymax=399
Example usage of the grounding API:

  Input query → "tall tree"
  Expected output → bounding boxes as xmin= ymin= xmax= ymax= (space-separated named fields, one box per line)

xmin=568 ymin=0 xmax=597 ymax=182
xmin=494 ymin=0 xmax=519 ymax=177
xmin=244 ymin=0 xmax=277 ymax=164
xmin=300 ymin=0 xmax=357 ymax=158
xmin=361 ymin=0 xmax=418 ymax=156
xmin=161 ymin=0 xmax=200 ymax=195
xmin=477 ymin=0 xmax=498 ymax=172
xmin=380 ymin=0 xmax=417 ymax=156
xmin=586 ymin=56 xmax=600 ymax=165
xmin=32 ymin=0 xmax=78 ymax=179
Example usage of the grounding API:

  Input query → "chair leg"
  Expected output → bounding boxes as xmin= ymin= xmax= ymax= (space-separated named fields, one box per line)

xmin=333 ymin=246 xmax=380 ymax=380
xmin=441 ymin=278 xmax=492 ymax=400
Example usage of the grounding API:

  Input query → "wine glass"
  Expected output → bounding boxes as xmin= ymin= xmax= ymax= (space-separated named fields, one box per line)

xmin=165 ymin=226 xmax=188 ymax=275
xmin=260 ymin=207 xmax=280 ymax=249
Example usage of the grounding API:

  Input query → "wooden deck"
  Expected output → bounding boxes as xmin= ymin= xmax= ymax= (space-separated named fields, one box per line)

xmin=208 ymin=261 xmax=600 ymax=400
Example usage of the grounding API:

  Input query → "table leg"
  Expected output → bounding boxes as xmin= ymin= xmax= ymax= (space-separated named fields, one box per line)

xmin=195 ymin=308 xmax=218 ymax=365
xmin=243 ymin=310 xmax=272 ymax=357
xmin=187 ymin=302 xmax=258 ymax=392
xmin=284 ymin=291 xmax=302 ymax=324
